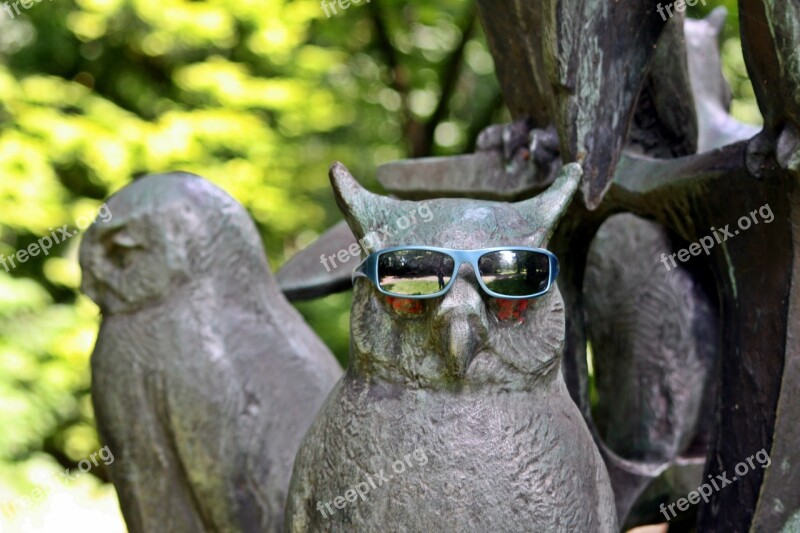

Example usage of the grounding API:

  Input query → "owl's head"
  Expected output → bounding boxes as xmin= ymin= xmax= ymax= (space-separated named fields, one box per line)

xmin=332 ymin=162 xmax=581 ymax=390
xmin=80 ymin=173 xmax=277 ymax=315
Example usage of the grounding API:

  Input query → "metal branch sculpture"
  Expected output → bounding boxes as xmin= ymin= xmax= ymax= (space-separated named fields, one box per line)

xmin=476 ymin=2 xmax=800 ymax=529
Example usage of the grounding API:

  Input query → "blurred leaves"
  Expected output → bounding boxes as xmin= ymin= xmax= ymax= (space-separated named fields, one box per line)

xmin=0 ymin=0 xmax=503 ymax=511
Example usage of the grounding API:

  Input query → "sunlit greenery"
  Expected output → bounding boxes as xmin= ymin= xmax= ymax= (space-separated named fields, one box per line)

xmin=0 ymin=0 xmax=755 ymax=530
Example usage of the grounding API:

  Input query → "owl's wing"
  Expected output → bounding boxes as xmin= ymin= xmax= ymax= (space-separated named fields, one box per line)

xmin=91 ymin=329 xmax=209 ymax=533
xmin=159 ymin=334 xmax=256 ymax=531
xmin=217 ymin=311 xmax=343 ymax=532
xmin=478 ymin=0 xmax=668 ymax=209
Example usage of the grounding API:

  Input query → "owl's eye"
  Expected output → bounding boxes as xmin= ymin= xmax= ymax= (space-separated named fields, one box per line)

xmin=103 ymin=230 xmax=142 ymax=268
xmin=489 ymin=298 xmax=529 ymax=323
xmin=384 ymin=296 xmax=426 ymax=317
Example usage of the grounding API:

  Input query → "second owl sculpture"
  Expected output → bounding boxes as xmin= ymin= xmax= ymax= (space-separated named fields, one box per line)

xmin=285 ymin=162 xmax=618 ymax=532
xmin=80 ymin=174 xmax=342 ymax=532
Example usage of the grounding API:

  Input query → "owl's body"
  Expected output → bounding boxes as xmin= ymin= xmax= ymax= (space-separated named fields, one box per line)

xmin=286 ymin=163 xmax=616 ymax=532
xmin=81 ymin=173 xmax=341 ymax=532
xmin=288 ymin=354 xmax=615 ymax=532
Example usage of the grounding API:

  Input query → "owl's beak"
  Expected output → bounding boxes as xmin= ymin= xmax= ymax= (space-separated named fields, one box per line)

xmin=440 ymin=314 xmax=485 ymax=376
xmin=433 ymin=276 xmax=489 ymax=377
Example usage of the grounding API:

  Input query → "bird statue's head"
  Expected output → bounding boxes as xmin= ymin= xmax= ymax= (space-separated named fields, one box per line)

xmin=79 ymin=173 xmax=277 ymax=316
xmin=331 ymin=162 xmax=581 ymax=390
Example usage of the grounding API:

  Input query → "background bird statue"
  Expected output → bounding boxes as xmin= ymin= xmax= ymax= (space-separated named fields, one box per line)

xmin=79 ymin=172 xmax=342 ymax=532
xmin=285 ymin=162 xmax=617 ymax=532
xmin=582 ymin=213 xmax=719 ymax=527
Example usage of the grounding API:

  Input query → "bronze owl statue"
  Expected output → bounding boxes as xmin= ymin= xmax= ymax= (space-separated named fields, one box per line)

xmin=285 ymin=162 xmax=617 ymax=532
xmin=79 ymin=173 xmax=342 ymax=532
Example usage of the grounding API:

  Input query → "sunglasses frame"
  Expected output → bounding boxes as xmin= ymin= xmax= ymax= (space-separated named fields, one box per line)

xmin=352 ymin=245 xmax=560 ymax=300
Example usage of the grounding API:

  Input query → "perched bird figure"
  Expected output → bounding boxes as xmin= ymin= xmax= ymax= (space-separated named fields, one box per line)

xmin=285 ymin=162 xmax=617 ymax=532
xmin=79 ymin=173 xmax=342 ymax=532
xmin=685 ymin=8 xmax=760 ymax=152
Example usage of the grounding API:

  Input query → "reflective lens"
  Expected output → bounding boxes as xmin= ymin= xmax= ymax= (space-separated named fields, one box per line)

xmin=378 ymin=250 xmax=455 ymax=296
xmin=478 ymin=250 xmax=550 ymax=297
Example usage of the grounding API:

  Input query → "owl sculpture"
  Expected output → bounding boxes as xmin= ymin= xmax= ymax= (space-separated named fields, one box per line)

xmin=685 ymin=8 xmax=759 ymax=152
xmin=79 ymin=173 xmax=342 ymax=532
xmin=285 ymin=162 xmax=617 ymax=532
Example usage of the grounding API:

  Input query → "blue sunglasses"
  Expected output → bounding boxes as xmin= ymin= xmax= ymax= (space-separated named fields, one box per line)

xmin=352 ymin=246 xmax=559 ymax=300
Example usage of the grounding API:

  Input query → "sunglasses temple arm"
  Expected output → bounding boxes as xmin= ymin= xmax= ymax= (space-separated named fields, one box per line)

xmin=352 ymin=258 xmax=369 ymax=285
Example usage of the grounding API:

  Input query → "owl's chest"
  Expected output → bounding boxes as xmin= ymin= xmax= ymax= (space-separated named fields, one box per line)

xmin=300 ymin=376 xmax=605 ymax=530
xmin=320 ymin=376 xmax=581 ymax=457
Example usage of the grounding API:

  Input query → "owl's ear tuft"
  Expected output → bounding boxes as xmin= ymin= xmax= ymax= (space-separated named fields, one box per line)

xmin=706 ymin=6 xmax=727 ymax=34
xmin=329 ymin=162 xmax=398 ymax=242
xmin=515 ymin=163 xmax=582 ymax=246
xmin=329 ymin=162 xmax=364 ymax=210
